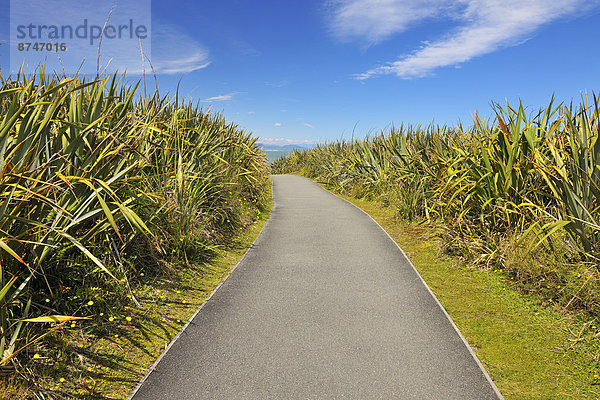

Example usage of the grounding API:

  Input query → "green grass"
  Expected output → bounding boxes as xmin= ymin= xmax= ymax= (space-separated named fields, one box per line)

xmin=341 ymin=195 xmax=600 ymax=399
xmin=3 ymin=184 xmax=272 ymax=399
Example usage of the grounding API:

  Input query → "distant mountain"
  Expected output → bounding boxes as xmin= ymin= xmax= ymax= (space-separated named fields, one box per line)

xmin=257 ymin=143 xmax=315 ymax=162
xmin=257 ymin=143 xmax=313 ymax=151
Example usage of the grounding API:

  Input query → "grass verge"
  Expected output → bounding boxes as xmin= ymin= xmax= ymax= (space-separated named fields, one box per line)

xmin=339 ymin=194 xmax=600 ymax=400
xmin=5 ymin=186 xmax=273 ymax=399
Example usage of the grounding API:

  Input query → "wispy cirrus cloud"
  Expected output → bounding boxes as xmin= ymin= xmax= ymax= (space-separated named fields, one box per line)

xmin=152 ymin=22 xmax=211 ymax=74
xmin=304 ymin=123 xmax=314 ymax=128
xmin=328 ymin=0 xmax=599 ymax=79
xmin=328 ymin=0 xmax=449 ymax=44
xmin=201 ymin=92 xmax=241 ymax=102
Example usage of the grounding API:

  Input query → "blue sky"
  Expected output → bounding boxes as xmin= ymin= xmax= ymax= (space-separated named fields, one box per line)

xmin=2 ymin=0 xmax=600 ymax=145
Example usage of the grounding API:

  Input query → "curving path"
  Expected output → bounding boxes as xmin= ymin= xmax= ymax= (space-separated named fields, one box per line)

xmin=129 ymin=175 xmax=503 ymax=400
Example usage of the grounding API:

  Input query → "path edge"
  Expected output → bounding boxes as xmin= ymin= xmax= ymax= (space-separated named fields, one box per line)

xmin=308 ymin=178 xmax=505 ymax=400
xmin=126 ymin=179 xmax=275 ymax=400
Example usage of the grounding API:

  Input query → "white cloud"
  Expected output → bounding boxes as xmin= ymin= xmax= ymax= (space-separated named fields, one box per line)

xmin=329 ymin=0 xmax=598 ymax=79
xmin=328 ymin=0 xmax=449 ymax=44
xmin=202 ymin=92 xmax=240 ymax=102
xmin=8 ymin=0 xmax=154 ymax=75
xmin=247 ymin=111 xmax=256 ymax=114
xmin=274 ymin=122 xmax=282 ymax=127
xmin=304 ymin=123 xmax=314 ymax=128
xmin=152 ymin=22 xmax=211 ymax=74
xmin=152 ymin=53 xmax=210 ymax=74
xmin=6 ymin=4 xmax=210 ymax=76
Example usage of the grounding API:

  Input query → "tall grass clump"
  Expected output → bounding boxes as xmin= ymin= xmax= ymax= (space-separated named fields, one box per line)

xmin=0 ymin=68 xmax=268 ymax=375
xmin=273 ymin=97 xmax=600 ymax=315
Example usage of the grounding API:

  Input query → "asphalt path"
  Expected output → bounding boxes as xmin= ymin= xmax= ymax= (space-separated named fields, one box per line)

xmin=130 ymin=174 xmax=502 ymax=399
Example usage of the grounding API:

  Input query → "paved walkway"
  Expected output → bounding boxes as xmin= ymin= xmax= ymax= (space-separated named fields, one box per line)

xmin=130 ymin=175 xmax=502 ymax=399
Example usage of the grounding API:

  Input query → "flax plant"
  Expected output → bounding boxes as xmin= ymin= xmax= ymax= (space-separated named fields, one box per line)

xmin=0 ymin=68 xmax=268 ymax=370
xmin=273 ymin=97 xmax=600 ymax=311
